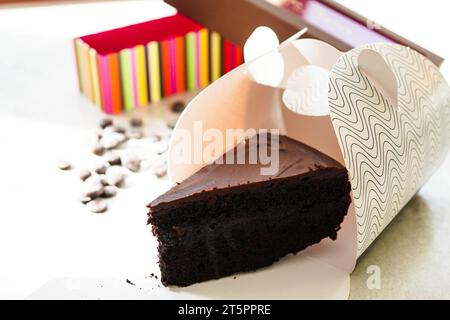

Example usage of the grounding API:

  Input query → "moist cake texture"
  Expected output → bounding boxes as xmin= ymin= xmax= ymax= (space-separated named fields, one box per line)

xmin=148 ymin=134 xmax=351 ymax=287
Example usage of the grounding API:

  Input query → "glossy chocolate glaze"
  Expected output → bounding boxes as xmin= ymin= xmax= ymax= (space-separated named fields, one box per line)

xmin=150 ymin=134 xmax=343 ymax=208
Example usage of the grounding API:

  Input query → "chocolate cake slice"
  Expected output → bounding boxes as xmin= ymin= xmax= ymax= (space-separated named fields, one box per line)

xmin=148 ymin=134 xmax=351 ymax=287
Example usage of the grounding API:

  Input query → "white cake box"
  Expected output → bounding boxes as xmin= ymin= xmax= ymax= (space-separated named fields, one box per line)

xmin=164 ymin=27 xmax=450 ymax=299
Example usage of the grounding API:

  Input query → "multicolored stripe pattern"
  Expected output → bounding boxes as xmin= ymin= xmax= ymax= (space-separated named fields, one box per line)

xmin=74 ymin=29 xmax=243 ymax=114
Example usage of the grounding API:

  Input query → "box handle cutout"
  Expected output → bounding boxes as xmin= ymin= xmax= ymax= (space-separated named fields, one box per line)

xmin=358 ymin=49 xmax=398 ymax=110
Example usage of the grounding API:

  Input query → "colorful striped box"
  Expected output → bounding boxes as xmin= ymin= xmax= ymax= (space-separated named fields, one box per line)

xmin=74 ymin=13 xmax=244 ymax=114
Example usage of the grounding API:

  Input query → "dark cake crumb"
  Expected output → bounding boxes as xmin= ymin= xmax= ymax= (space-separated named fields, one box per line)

xmin=126 ymin=279 xmax=135 ymax=286
xmin=149 ymin=273 xmax=158 ymax=280
xmin=79 ymin=170 xmax=92 ymax=181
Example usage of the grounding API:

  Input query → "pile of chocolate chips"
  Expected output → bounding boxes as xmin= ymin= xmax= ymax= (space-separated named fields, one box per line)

xmin=58 ymin=100 xmax=186 ymax=213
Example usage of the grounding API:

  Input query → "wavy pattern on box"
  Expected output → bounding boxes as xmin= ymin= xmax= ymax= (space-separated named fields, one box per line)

xmin=328 ymin=44 xmax=450 ymax=256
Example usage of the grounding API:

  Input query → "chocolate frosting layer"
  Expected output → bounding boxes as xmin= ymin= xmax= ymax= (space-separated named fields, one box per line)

xmin=150 ymin=134 xmax=343 ymax=208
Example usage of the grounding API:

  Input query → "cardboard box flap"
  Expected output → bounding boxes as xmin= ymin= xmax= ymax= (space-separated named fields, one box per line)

xmin=166 ymin=0 xmax=444 ymax=66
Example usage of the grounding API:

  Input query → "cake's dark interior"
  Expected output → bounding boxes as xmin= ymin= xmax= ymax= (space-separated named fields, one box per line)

xmin=148 ymin=134 xmax=351 ymax=287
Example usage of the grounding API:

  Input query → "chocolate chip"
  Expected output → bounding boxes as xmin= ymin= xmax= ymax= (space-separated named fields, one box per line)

xmin=153 ymin=164 xmax=167 ymax=178
xmin=148 ymin=134 xmax=162 ymax=142
xmin=94 ymin=162 xmax=110 ymax=175
xmin=129 ymin=118 xmax=143 ymax=128
xmin=98 ymin=175 xmax=109 ymax=186
xmin=105 ymin=153 xmax=121 ymax=166
xmin=100 ymin=186 xmax=117 ymax=198
xmin=99 ymin=118 xmax=113 ymax=129
xmin=121 ymin=153 xmax=141 ymax=173
xmin=57 ymin=161 xmax=72 ymax=171
xmin=167 ymin=120 xmax=177 ymax=130
xmin=105 ymin=166 xmax=125 ymax=187
xmin=113 ymin=125 xmax=126 ymax=134
xmin=82 ymin=176 xmax=104 ymax=199
xmin=170 ymin=100 xmax=185 ymax=113
xmin=100 ymin=132 xmax=126 ymax=150
xmin=126 ymin=129 xmax=144 ymax=140
xmin=129 ymin=161 xmax=141 ymax=173
xmin=171 ymin=226 xmax=186 ymax=237
xmin=101 ymin=126 xmax=116 ymax=135
xmin=92 ymin=142 xmax=104 ymax=156
xmin=79 ymin=170 xmax=92 ymax=181
xmin=152 ymin=140 xmax=169 ymax=155
xmin=125 ymin=159 xmax=140 ymax=173
xmin=96 ymin=131 xmax=103 ymax=141
xmin=79 ymin=196 xmax=92 ymax=204
xmin=86 ymin=200 xmax=108 ymax=213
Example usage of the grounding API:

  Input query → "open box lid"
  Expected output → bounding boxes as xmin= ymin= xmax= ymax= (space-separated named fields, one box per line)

xmin=165 ymin=27 xmax=450 ymax=298
xmin=328 ymin=43 xmax=450 ymax=255
xmin=165 ymin=0 xmax=444 ymax=66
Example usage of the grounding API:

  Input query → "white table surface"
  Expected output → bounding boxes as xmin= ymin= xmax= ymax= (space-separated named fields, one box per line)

xmin=0 ymin=0 xmax=449 ymax=299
